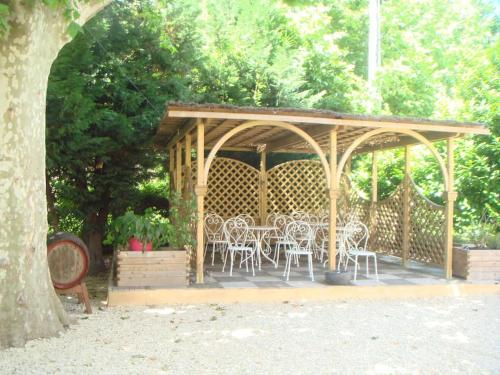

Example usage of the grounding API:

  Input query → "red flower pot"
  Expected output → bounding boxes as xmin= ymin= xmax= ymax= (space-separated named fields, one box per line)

xmin=128 ymin=237 xmax=152 ymax=252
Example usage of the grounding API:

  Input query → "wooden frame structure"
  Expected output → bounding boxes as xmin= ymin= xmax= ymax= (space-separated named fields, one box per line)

xmin=155 ymin=103 xmax=489 ymax=283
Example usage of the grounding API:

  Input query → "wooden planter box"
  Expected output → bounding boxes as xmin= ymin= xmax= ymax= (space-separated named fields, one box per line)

xmin=116 ymin=247 xmax=187 ymax=287
xmin=452 ymin=246 xmax=500 ymax=280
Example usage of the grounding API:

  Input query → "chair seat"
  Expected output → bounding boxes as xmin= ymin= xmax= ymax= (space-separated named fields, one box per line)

xmin=227 ymin=245 xmax=253 ymax=251
xmin=208 ymin=239 xmax=227 ymax=244
xmin=276 ymin=239 xmax=295 ymax=245
xmin=349 ymin=249 xmax=376 ymax=256
xmin=286 ymin=249 xmax=312 ymax=255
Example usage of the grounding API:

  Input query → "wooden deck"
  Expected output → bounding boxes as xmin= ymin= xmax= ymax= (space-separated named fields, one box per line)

xmin=107 ymin=256 xmax=499 ymax=306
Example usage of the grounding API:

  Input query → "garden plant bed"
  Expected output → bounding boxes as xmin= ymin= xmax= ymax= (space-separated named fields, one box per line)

xmin=116 ymin=248 xmax=187 ymax=287
xmin=452 ymin=246 xmax=500 ymax=280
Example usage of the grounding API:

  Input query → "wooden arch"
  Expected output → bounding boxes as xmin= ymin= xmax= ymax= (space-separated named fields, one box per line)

xmin=336 ymin=128 xmax=450 ymax=191
xmin=204 ymin=120 xmax=331 ymax=186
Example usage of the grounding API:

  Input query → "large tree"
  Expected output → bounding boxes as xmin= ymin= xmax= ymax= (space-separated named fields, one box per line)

xmin=0 ymin=0 xmax=111 ymax=349
xmin=46 ymin=1 xmax=203 ymax=272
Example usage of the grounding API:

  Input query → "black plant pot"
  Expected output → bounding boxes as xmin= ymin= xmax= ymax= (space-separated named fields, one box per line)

xmin=324 ymin=270 xmax=352 ymax=285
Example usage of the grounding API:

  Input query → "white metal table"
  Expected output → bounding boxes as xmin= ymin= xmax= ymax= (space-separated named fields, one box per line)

xmin=248 ymin=225 xmax=278 ymax=270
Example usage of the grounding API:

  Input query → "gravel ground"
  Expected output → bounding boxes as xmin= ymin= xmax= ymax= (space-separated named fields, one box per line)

xmin=1 ymin=295 xmax=499 ymax=375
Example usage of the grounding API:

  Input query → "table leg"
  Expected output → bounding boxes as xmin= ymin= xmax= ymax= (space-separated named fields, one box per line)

xmin=256 ymin=233 xmax=262 ymax=271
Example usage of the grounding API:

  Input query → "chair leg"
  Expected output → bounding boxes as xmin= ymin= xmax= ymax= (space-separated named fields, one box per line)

xmin=308 ymin=254 xmax=314 ymax=282
xmin=366 ymin=255 xmax=369 ymax=277
xmin=373 ymin=254 xmax=379 ymax=282
xmin=229 ymin=251 xmax=234 ymax=276
xmin=251 ymin=251 xmax=255 ymax=276
xmin=286 ymin=254 xmax=292 ymax=281
xmin=283 ymin=252 xmax=291 ymax=278
xmin=211 ymin=243 xmax=216 ymax=266
xmin=353 ymin=255 xmax=359 ymax=280
xmin=337 ymin=249 xmax=342 ymax=270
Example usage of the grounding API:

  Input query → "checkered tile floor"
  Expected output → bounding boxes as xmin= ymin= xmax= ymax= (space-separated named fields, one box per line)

xmin=191 ymin=253 xmax=460 ymax=289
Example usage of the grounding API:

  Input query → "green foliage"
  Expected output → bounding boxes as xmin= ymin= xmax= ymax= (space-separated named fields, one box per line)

xmin=46 ymin=0 xmax=498 ymax=250
xmin=455 ymin=215 xmax=500 ymax=249
xmin=0 ymin=4 xmax=10 ymax=34
xmin=106 ymin=208 xmax=172 ymax=251
xmin=168 ymin=192 xmax=197 ymax=249
xmin=46 ymin=1 xmax=200 ymax=240
xmin=0 ymin=0 xmax=84 ymax=37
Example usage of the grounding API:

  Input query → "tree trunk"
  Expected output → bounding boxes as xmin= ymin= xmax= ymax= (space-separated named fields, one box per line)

xmin=0 ymin=1 xmax=111 ymax=349
xmin=82 ymin=210 xmax=108 ymax=274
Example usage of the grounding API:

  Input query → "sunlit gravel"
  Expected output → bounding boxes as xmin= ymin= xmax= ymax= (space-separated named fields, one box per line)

xmin=1 ymin=295 xmax=499 ymax=374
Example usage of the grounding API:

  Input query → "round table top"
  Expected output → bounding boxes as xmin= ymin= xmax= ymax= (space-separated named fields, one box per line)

xmin=248 ymin=225 xmax=278 ymax=231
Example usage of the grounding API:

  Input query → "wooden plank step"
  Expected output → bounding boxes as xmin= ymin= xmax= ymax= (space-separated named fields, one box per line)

xmin=117 ymin=279 xmax=186 ymax=287
xmin=117 ymin=271 xmax=186 ymax=278
xmin=118 ymin=264 xmax=185 ymax=271
xmin=117 ymin=258 xmax=185 ymax=265
xmin=118 ymin=251 xmax=185 ymax=259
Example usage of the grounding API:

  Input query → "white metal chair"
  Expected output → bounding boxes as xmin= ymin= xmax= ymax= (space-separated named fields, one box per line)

xmin=236 ymin=213 xmax=255 ymax=226
xmin=204 ymin=213 xmax=227 ymax=266
xmin=283 ymin=220 xmax=315 ymax=281
xmin=343 ymin=221 xmax=378 ymax=281
xmin=236 ymin=213 xmax=259 ymax=264
xmin=266 ymin=212 xmax=279 ymax=226
xmin=222 ymin=217 xmax=255 ymax=276
xmin=316 ymin=223 xmax=329 ymax=265
xmin=291 ymin=210 xmax=309 ymax=221
xmin=271 ymin=214 xmax=294 ymax=266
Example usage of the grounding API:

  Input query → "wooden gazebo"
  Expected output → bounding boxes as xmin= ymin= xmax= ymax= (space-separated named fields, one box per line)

xmin=155 ymin=103 xmax=489 ymax=284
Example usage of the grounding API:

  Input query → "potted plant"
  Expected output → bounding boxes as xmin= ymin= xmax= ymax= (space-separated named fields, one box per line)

xmin=453 ymin=219 xmax=500 ymax=280
xmin=109 ymin=193 xmax=197 ymax=287
xmin=108 ymin=208 xmax=172 ymax=252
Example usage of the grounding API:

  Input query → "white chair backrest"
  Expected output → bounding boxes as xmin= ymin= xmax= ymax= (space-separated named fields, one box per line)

xmin=223 ymin=217 xmax=249 ymax=248
xmin=204 ymin=213 xmax=225 ymax=241
xmin=320 ymin=215 xmax=329 ymax=224
xmin=343 ymin=221 xmax=369 ymax=252
xmin=291 ymin=211 xmax=309 ymax=221
xmin=316 ymin=223 xmax=329 ymax=243
xmin=273 ymin=214 xmax=293 ymax=237
xmin=236 ymin=213 xmax=255 ymax=226
xmin=308 ymin=214 xmax=320 ymax=224
xmin=285 ymin=220 xmax=313 ymax=251
xmin=266 ymin=213 xmax=278 ymax=226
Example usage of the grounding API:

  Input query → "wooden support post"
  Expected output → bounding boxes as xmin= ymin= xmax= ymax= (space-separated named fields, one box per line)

xmin=175 ymin=142 xmax=182 ymax=193
xmin=328 ymin=129 xmax=338 ymax=271
xmin=444 ymin=138 xmax=456 ymax=279
xmin=184 ymin=133 xmax=192 ymax=197
xmin=259 ymin=150 xmax=267 ymax=225
xmin=371 ymin=151 xmax=378 ymax=203
xmin=370 ymin=151 xmax=378 ymax=248
xmin=402 ymin=146 xmax=411 ymax=266
xmin=169 ymin=147 xmax=175 ymax=193
xmin=195 ymin=120 xmax=206 ymax=284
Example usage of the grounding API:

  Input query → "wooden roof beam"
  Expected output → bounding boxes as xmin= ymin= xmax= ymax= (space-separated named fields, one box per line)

xmin=204 ymin=120 xmax=236 ymax=145
xmin=166 ymin=118 xmax=198 ymax=149
xmin=266 ymin=125 xmax=332 ymax=152
xmin=352 ymin=132 xmax=459 ymax=154
xmin=167 ymin=108 xmax=489 ymax=135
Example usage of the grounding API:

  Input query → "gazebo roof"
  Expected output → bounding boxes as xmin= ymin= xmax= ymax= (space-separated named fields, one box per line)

xmin=155 ymin=102 xmax=489 ymax=153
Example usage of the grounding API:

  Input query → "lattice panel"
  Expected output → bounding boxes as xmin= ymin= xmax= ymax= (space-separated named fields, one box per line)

xmin=370 ymin=185 xmax=404 ymax=257
xmin=408 ymin=179 xmax=445 ymax=265
xmin=267 ymin=160 xmax=328 ymax=215
xmin=204 ymin=157 xmax=260 ymax=219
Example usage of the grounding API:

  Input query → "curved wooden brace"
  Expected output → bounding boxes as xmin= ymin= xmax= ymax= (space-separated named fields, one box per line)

xmin=204 ymin=120 xmax=331 ymax=186
xmin=336 ymin=128 xmax=450 ymax=191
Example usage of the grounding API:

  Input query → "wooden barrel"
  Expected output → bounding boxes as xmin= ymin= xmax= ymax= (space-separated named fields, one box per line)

xmin=47 ymin=232 xmax=90 ymax=289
